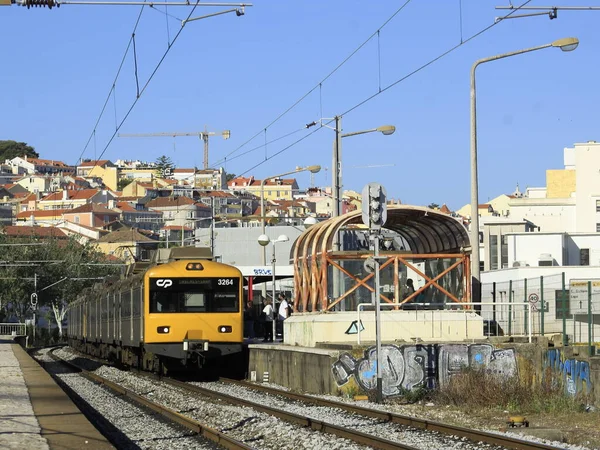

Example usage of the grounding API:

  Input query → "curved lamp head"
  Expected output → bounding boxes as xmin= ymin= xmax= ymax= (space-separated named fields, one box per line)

xmin=257 ymin=234 xmax=270 ymax=247
xmin=307 ymin=165 xmax=321 ymax=174
xmin=303 ymin=216 xmax=318 ymax=230
xmin=376 ymin=125 xmax=396 ymax=136
xmin=276 ymin=234 xmax=289 ymax=243
xmin=552 ymin=37 xmax=579 ymax=52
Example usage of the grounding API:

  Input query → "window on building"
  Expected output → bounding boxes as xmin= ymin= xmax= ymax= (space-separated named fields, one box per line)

xmin=597 ymin=223 xmax=600 ymax=232
xmin=479 ymin=261 xmax=485 ymax=272
xmin=501 ymin=235 xmax=508 ymax=269
xmin=276 ymin=191 xmax=280 ymax=198
xmin=597 ymin=200 xmax=600 ymax=212
xmin=74 ymin=216 xmax=80 ymax=224
xmin=479 ymin=231 xmax=484 ymax=243
xmin=580 ymin=248 xmax=590 ymax=266
xmin=490 ymin=235 xmax=498 ymax=270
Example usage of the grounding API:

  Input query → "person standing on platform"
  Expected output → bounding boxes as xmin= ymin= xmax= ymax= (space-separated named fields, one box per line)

xmin=244 ymin=300 xmax=256 ymax=339
xmin=262 ymin=299 xmax=274 ymax=342
xmin=277 ymin=294 xmax=291 ymax=340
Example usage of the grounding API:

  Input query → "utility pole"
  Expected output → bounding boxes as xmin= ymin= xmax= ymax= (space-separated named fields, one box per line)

xmin=210 ymin=196 xmax=215 ymax=257
xmin=119 ymin=128 xmax=231 ymax=170
xmin=31 ymin=273 xmax=38 ymax=345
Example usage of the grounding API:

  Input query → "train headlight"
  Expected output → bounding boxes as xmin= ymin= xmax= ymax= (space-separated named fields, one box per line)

xmin=218 ymin=325 xmax=232 ymax=333
xmin=157 ymin=326 xmax=170 ymax=334
xmin=186 ymin=262 xmax=204 ymax=271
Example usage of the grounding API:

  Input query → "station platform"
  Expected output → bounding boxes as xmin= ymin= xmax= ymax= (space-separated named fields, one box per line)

xmin=0 ymin=339 xmax=113 ymax=450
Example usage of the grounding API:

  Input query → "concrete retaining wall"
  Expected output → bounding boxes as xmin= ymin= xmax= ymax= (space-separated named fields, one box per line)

xmin=248 ymin=344 xmax=341 ymax=395
xmin=248 ymin=339 xmax=600 ymax=405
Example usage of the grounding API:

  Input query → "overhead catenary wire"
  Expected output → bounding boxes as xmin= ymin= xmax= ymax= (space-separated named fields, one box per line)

xmin=76 ymin=2 xmax=249 ymax=170
xmin=235 ymin=0 xmax=533 ymax=176
xmin=214 ymin=0 xmax=415 ymax=167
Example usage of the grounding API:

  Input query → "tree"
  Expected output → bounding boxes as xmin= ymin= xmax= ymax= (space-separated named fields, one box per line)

xmin=427 ymin=203 xmax=440 ymax=210
xmin=226 ymin=173 xmax=237 ymax=182
xmin=0 ymin=233 xmax=120 ymax=338
xmin=155 ymin=155 xmax=175 ymax=178
xmin=117 ymin=178 xmax=133 ymax=191
xmin=0 ymin=140 xmax=39 ymax=161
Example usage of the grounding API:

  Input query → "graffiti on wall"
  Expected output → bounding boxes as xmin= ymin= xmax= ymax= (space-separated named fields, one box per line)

xmin=332 ymin=343 xmax=517 ymax=397
xmin=545 ymin=349 xmax=592 ymax=396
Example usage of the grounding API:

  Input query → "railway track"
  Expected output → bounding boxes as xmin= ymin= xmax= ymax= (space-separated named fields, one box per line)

xmin=45 ymin=348 xmax=252 ymax=450
xmin=47 ymin=346 xmax=568 ymax=450
xmin=214 ymin=378 xmax=564 ymax=450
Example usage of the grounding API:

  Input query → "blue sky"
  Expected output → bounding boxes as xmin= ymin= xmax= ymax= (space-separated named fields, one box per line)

xmin=1 ymin=1 xmax=596 ymax=210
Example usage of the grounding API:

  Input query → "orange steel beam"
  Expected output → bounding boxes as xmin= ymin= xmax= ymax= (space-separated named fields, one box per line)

xmin=397 ymin=257 xmax=464 ymax=305
xmin=325 ymin=257 xmax=395 ymax=310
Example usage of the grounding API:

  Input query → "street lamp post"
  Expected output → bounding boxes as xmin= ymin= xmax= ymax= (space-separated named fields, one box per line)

xmin=328 ymin=118 xmax=395 ymax=308
xmin=469 ymin=37 xmax=579 ymax=301
xmin=258 ymin=233 xmax=289 ymax=342
xmin=260 ymin=165 xmax=321 ymax=267
xmin=331 ymin=117 xmax=396 ymax=225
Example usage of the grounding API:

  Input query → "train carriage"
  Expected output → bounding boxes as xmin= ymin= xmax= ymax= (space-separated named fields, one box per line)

xmin=68 ymin=247 xmax=244 ymax=374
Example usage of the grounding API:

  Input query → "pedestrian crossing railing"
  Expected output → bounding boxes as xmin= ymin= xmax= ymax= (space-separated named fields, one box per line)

xmin=0 ymin=323 xmax=27 ymax=337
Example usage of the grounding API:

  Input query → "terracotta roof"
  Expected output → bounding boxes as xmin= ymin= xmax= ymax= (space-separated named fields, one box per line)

xmin=251 ymin=178 xmax=296 ymax=187
xmin=227 ymin=176 xmax=296 ymax=188
xmin=29 ymin=158 xmax=71 ymax=167
xmin=17 ymin=193 xmax=36 ymax=201
xmin=200 ymin=191 xmax=235 ymax=198
xmin=146 ymin=196 xmax=197 ymax=208
xmin=41 ymin=189 xmax=100 ymax=202
xmin=16 ymin=209 xmax=68 ymax=219
xmin=65 ymin=203 xmax=120 ymax=215
xmin=439 ymin=204 xmax=451 ymax=214
xmin=227 ymin=176 xmax=254 ymax=188
xmin=78 ymin=160 xmax=112 ymax=167
xmin=116 ymin=202 xmax=137 ymax=212
xmin=174 ymin=168 xmax=194 ymax=173
xmin=2 ymin=226 xmax=68 ymax=239
xmin=97 ymin=227 xmax=156 ymax=243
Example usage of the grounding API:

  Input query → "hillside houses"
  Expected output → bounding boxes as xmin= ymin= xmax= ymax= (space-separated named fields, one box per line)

xmin=0 ymin=154 xmax=334 ymax=263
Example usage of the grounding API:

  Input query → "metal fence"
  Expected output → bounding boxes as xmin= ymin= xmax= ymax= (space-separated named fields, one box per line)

xmin=483 ymin=273 xmax=599 ymax=354
xmin=0 ymin=323 xmax=26 ymax=336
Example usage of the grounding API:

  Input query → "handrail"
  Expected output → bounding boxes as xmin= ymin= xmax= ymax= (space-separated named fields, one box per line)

xmin=0 ymin=323 xmax=27 ymax=337
xmin=356 ymin=301 xmax=533 ymax=345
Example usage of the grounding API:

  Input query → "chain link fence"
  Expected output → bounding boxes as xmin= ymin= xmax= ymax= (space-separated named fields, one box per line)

xmin=483 ymin=273 xmax=599 ymax=352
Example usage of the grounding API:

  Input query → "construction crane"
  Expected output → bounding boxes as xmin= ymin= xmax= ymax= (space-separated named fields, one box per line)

xmin=118 ymin=126 xmax=231 ymax=170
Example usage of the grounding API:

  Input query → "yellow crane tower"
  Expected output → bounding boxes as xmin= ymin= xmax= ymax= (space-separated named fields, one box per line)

xmin=118 ymin=126 xmax=231 ymax=170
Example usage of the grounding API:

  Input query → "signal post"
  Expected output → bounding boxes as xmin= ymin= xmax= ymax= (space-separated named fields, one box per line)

xmin=361 ymin=182 xmax=387 ymax=403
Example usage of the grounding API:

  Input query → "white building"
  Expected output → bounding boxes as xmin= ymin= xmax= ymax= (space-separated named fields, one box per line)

xmin=509 ymin=141 xmax=600 ymax=233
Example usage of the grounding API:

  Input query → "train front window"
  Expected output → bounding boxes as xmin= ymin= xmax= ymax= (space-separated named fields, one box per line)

xmin=149 ymin=277 xmax=240 ymax=313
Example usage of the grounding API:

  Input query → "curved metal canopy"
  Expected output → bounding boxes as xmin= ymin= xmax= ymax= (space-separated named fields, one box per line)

xmin=293 ymin=205 xmax=470 ymax=259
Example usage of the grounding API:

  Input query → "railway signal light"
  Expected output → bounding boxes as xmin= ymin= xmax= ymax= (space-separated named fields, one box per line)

xmin=361 ymin=182 xmax=387 ymax=231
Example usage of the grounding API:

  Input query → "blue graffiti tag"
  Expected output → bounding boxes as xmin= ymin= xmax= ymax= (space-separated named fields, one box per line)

xmin=545 ymin=349 xmax=592 ymax=397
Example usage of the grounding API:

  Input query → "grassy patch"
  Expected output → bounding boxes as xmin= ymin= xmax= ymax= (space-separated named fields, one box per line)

xmin=432 ymin=366 xmax=588 ymax=415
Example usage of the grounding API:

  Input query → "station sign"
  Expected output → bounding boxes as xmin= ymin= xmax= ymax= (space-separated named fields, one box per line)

xmin=569 ymin=280 xmax=600 ymax=315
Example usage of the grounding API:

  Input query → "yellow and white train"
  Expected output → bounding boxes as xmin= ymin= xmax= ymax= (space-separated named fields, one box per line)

xmin=67 ymin=247 xmax=244 ymax=373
